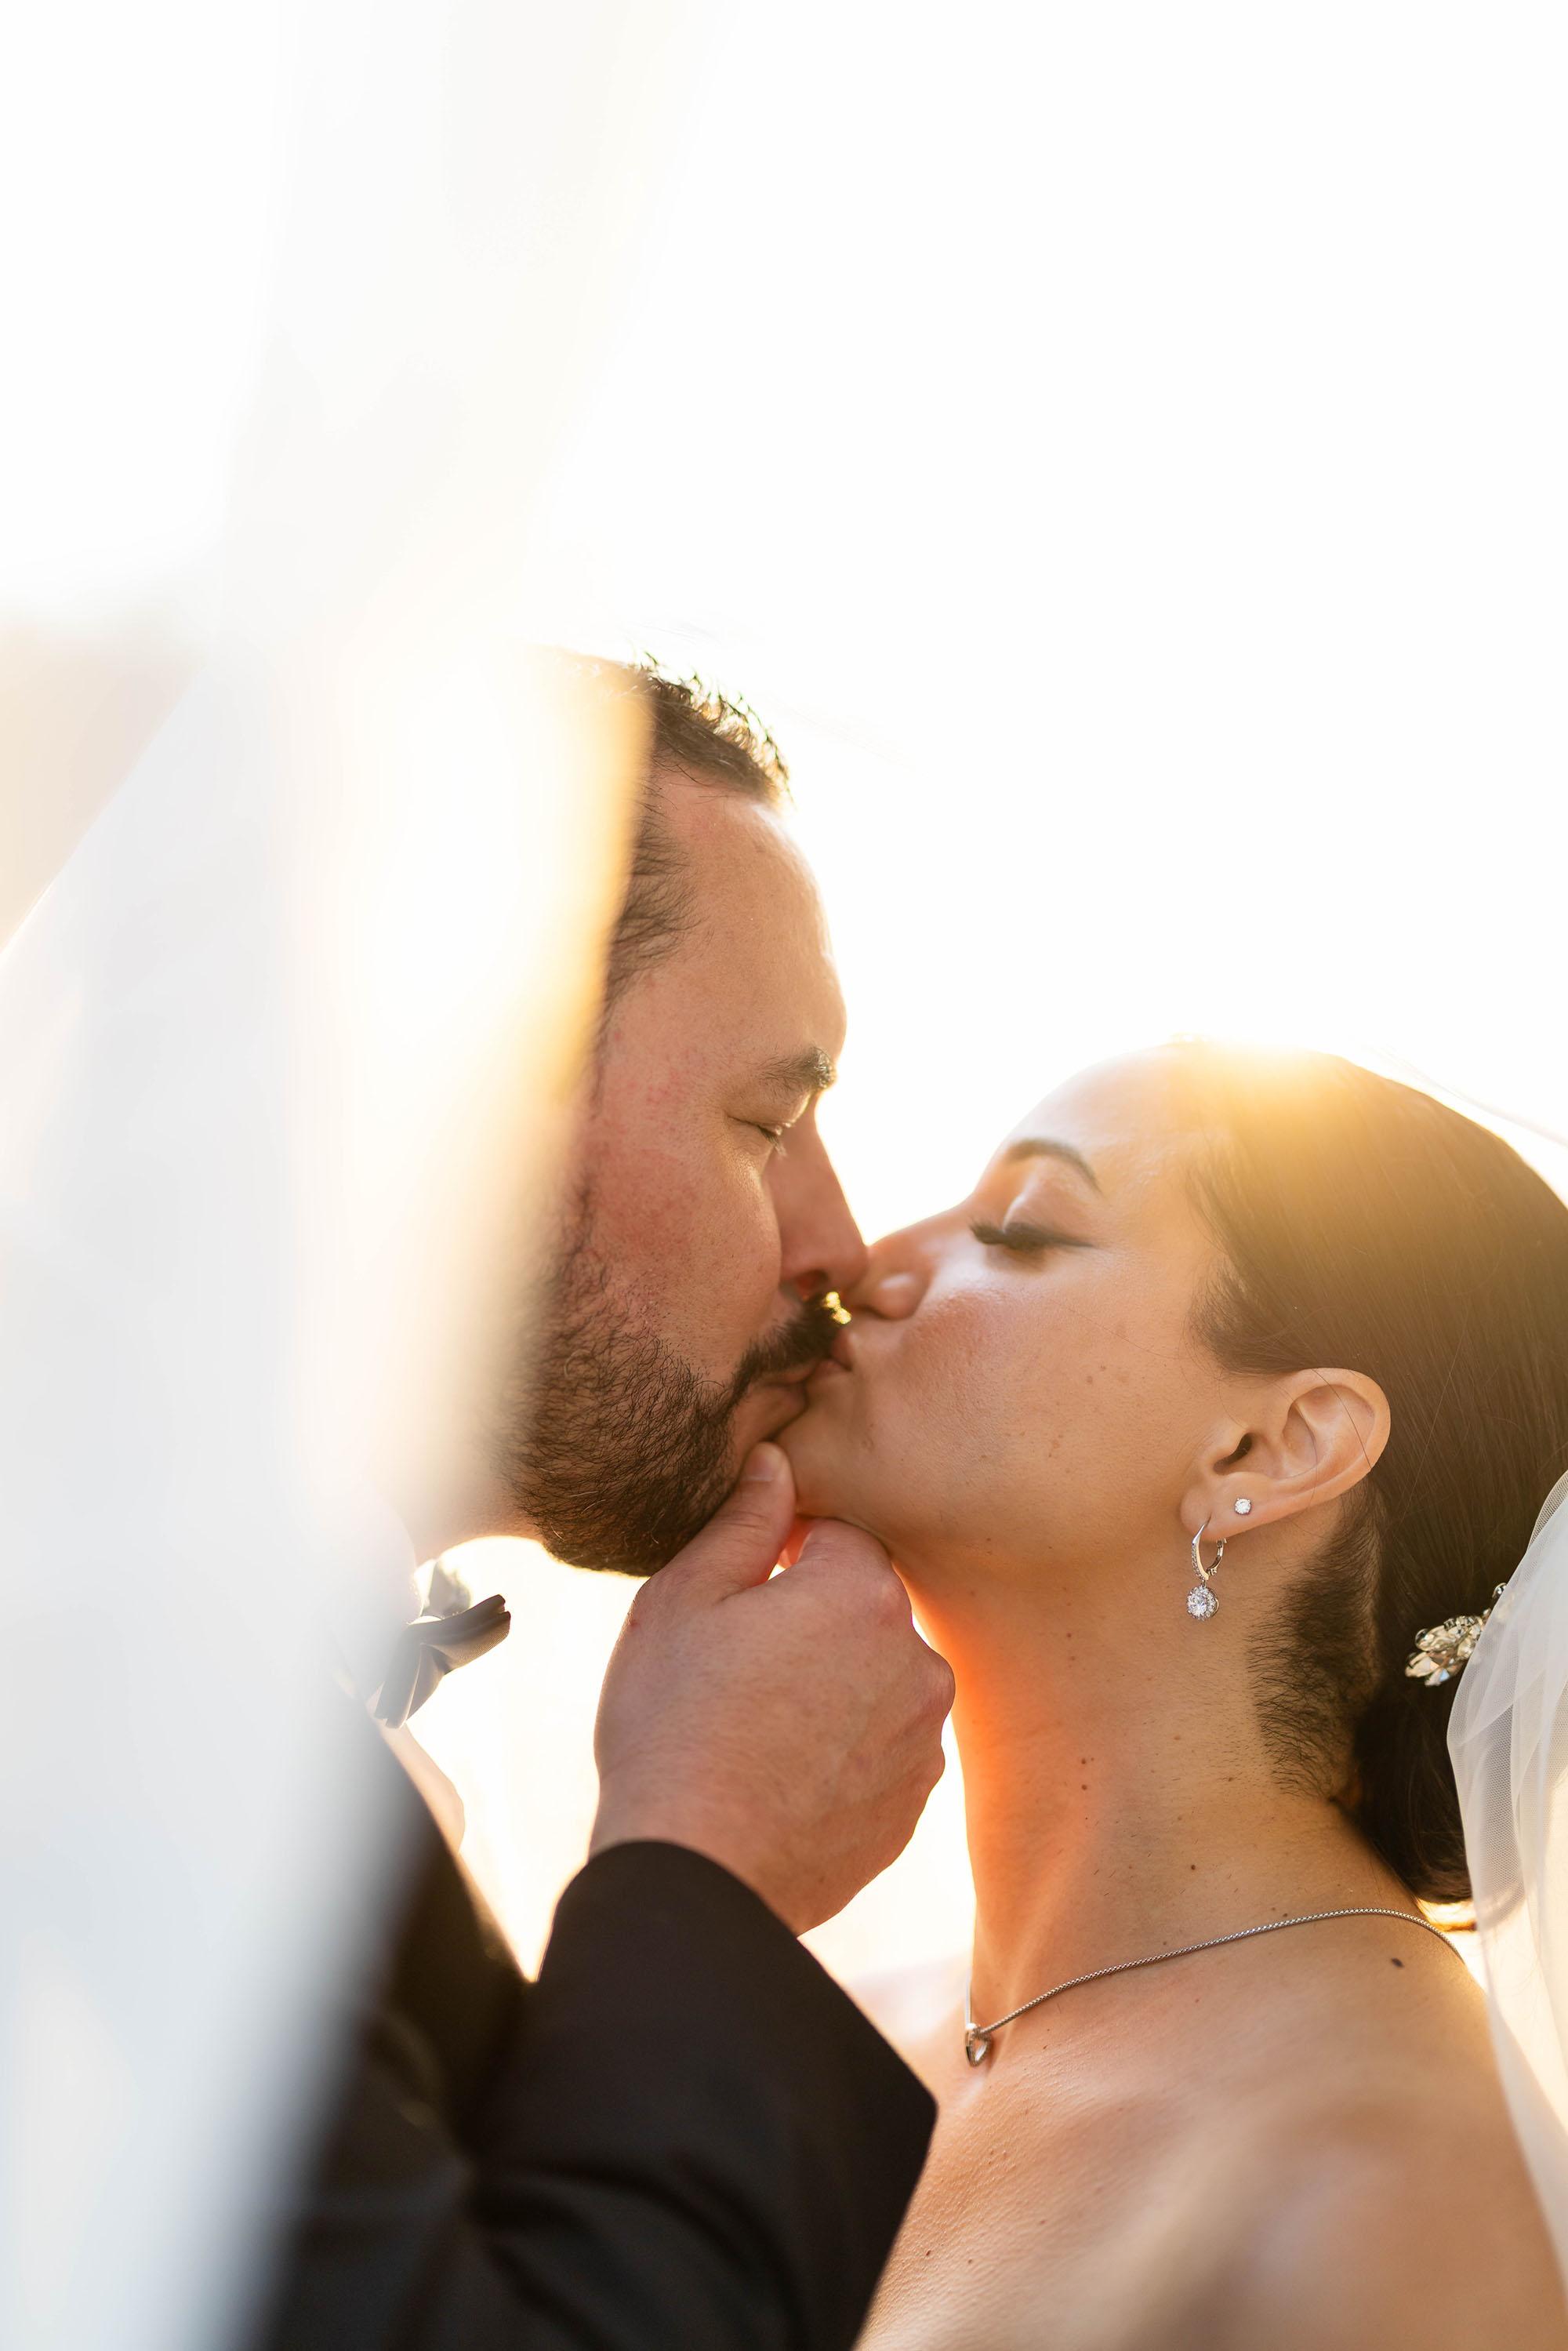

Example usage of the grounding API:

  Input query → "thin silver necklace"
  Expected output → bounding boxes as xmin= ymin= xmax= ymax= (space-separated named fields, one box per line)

xmin=963 ymin=1905 xmax=1457 ymax=2066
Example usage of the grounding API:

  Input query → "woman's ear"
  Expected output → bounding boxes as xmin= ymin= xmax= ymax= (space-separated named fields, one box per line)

xmin=1183 ymin=1368 xmax=1390 ymax=1537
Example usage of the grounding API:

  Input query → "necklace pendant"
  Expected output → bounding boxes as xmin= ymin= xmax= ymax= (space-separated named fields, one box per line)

xmin=1186 ymin=1582 xmax=1218 ymax=1620
xmin=964 ymin=2026 xmax=992 ymax=2066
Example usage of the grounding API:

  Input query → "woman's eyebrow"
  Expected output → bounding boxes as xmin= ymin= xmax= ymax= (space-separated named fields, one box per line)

xmin=998 ymin=1137 xmax=1102 ymax=1194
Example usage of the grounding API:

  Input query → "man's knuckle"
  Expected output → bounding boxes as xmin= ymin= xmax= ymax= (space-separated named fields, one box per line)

xmin=804 ymin=1521 xmax=889 ymax=1574
xmin=823 ymin=1556 xmax=878 ymax=1612
xmin=868 ymin=1573 xmax=906 ymax=1625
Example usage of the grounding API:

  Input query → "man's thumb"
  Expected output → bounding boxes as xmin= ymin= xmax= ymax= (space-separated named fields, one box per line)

xmin=657 ymin=1442 xmax=797 ymax=1598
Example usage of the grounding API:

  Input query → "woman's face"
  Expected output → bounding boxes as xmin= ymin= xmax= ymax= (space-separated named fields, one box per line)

xmin=783 ymin=1052 xmax=1232 ymax=1593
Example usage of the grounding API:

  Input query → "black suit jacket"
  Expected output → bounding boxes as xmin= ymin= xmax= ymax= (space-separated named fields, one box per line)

xmin=255 ymin=1735 xmax=935 ymax=2349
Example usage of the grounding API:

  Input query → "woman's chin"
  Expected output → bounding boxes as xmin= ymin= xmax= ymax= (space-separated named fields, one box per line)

xmin=777 ymin=1394 xmax=863 ymax=1520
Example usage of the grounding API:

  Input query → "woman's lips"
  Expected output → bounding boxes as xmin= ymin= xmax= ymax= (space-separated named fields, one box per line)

xmin=807 ymin=1332 xmax=854 ymax=1384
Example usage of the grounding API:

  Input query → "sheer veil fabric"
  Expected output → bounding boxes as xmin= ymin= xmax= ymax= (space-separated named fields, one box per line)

xmin=0 ymin=9 xmax=696 ymax=2349
xmin=1451 ymin=1472 xmax=1568 ymax=2288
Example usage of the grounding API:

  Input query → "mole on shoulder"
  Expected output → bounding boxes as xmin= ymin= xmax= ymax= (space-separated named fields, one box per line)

xmin=1390 ymin=1957 xmax=1404 ymax=1968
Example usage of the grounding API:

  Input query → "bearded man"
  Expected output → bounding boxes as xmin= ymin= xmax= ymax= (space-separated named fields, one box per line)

xmin=256 ymin=670 xmax=953 ymax=2351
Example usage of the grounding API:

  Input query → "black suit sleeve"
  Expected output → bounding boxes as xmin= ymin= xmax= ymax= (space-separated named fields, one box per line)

xmin=259 ymin=1832 xmax=934 ymax=2351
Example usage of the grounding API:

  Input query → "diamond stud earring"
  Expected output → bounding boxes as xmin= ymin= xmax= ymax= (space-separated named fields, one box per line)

xmin=1233 ymin=1497 xmax=1253 ymax=1517
xmin=1187 ymin=1520 xmax=1225 ymax=1619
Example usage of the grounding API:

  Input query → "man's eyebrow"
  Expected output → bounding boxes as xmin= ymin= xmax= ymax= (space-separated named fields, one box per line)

xmin=757 ymin=1046 xmax=837 ymax=1099
xmin=999 ymin=1137 xmax=1102 ymax=1194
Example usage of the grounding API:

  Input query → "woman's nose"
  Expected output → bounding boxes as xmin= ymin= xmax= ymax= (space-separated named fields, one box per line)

xmin=846 ymin=1220 xmax=939 ymax=1320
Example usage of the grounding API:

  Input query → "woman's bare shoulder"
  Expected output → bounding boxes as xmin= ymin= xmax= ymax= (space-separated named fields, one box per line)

xmin=1219 ymin=2080 xmax=1566 ymax=2351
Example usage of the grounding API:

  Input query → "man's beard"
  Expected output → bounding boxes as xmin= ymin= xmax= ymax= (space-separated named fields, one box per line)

xmin=499 ymin=1213 xmax=840 ymax=1576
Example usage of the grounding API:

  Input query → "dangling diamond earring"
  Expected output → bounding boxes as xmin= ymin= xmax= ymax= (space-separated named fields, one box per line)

xmin=1187 ymin=1519 xmax=1225 ymax=1619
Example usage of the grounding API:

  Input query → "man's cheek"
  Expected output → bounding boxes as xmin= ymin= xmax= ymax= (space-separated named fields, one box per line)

xmin=673 ymin=1188 xmax=780 ymax=1364
xmin=705 ymin=1168 xmax=783 ymax=1296
xmin=592 ymin=1158 xmax=706 ymax=1292
xmin=720 ymin=1236 xmax=789 ymax=1359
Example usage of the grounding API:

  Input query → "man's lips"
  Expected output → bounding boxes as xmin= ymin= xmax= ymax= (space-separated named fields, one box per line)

xmin=747 ymin=1346 xmax=848 ymax=1441
xmin=754 ymin=1382 xmax=814 ymax=1439
xmin=756 ymin=1346 xmax=844 ymax=1415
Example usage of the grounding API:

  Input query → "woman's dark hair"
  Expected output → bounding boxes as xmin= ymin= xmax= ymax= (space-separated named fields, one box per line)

xmin=1169 ymin=1041 xmax=1568 ymax=1903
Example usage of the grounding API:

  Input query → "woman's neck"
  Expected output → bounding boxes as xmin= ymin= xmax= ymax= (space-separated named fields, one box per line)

xmin=919 ymin=1578 xmax=1404 ymax=2025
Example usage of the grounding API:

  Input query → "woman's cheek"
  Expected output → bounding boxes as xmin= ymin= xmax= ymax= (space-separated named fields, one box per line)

xmin=893 ymin=1295 xmax=1009 ymax=1458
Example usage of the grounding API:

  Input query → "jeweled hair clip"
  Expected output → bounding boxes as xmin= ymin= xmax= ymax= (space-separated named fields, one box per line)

xmin=1405 ymin=1585 xmax=1508 ymax=1687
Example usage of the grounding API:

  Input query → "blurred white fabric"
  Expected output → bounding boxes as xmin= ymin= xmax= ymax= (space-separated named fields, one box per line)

xmin=1 ymin=665 xmax=386 ymax=2351
xmin=1452 ymin=1475 xmax=1568 ymax=2292
xmin=0 ymin=6 xmax=689 ymax=2349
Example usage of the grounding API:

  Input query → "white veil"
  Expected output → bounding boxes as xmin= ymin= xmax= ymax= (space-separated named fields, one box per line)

xmin=0 ymin=9 xmax=696 ymax=2349
xmin=1450 ymin=1470 xmax=1568 ymax=2287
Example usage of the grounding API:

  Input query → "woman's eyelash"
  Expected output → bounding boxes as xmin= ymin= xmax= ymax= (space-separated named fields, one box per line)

xmin=969 ymin=1219 xmax=1084 ymax=1254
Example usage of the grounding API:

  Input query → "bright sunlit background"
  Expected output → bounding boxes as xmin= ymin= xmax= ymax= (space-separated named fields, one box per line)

xmin=399 ymin=5 xmax=1568 ymax=1983
xmin=7 ymin=3 xmax=1566 ymax=1993
xmin=15 ymin=13 xmax=1568 ymax=2346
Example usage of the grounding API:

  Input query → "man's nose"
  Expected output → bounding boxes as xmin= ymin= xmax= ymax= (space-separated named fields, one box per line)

xmin=775 ymin=1125 xmax=869 ymax=1303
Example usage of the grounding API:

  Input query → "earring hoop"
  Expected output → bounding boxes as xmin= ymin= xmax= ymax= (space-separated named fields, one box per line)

xmin=1187 ymin=1518 xmax=1225 ymax=1621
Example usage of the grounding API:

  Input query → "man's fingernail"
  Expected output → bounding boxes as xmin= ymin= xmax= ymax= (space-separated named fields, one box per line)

xmin=742 ymin=1441 xmax=785 ymax=1482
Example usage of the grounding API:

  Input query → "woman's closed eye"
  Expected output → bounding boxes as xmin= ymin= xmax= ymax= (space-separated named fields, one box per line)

xmin=969 ymin=1219 xmax=1091 ymax=1255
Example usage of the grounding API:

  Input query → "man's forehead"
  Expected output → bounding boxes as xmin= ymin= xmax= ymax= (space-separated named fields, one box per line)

xmin=655 ymin=763 xmax=809 ymax=882
xmin=658 ymin=772 xmax=843 ymax=1030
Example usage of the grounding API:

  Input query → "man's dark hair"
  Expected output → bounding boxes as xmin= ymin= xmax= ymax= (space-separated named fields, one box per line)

xmin=605 ymin=667 xmax=791 ymax=1005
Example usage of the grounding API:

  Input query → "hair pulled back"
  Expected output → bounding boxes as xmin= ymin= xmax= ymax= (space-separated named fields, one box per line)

xmin=1172 ymin=1042 xmax=1568 ymax=1903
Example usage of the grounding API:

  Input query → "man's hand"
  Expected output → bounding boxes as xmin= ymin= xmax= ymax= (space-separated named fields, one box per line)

xmin=590 ymin=1443 xmax=954 ymax=1934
